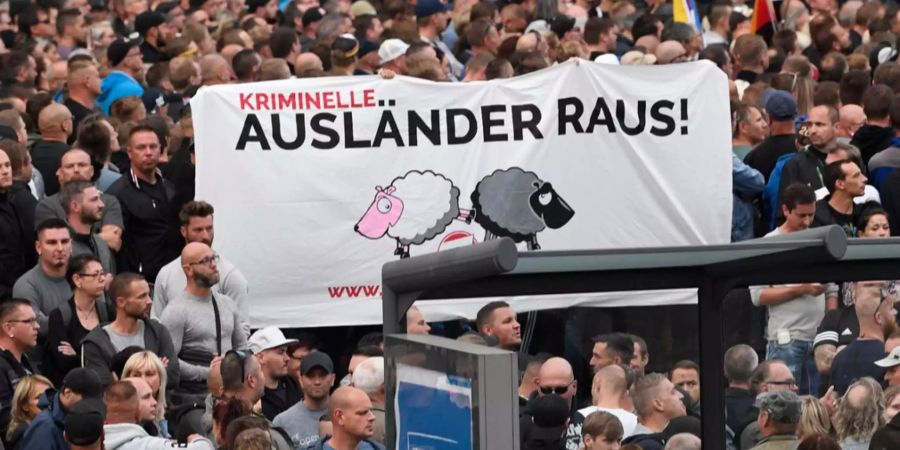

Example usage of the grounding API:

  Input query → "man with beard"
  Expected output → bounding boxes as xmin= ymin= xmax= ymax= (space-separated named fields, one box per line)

xmin=55 ymin=9 xmax=89 ymax=61
xmin=63 ymin=61 xmax=102 ymax=137
xmin=152 ymin=201 xmax=249 ymax=336
xmin=274 ymin=351 xmax=335 ymax=449
xmin=34 ymin=148 xmax=124 ymax=254
xmin=82 ymin=272 xmax=179 ymax=387
xmin=249 ymin=326 xmax=301 ymax=421
xmin=13 ymin=218 xmax=73 ymax=332
xmin=812 ymin=160 xmax=878 ymax=236
xmin=830 ymin=281 xmax=899 ymax=395
xmin=135 ymin=11 xmax=171 ymax=64
xmin=161 ymin=242 xmax=247 ymax=400
xmin=61 ymin=181 xmax=114 ymax=273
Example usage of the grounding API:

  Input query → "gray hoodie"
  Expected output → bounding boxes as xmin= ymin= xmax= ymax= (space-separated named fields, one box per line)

xmin=103 ymin=423 xmax=215 ymax=450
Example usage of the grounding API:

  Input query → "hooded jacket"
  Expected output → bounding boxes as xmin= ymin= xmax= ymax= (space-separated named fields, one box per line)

xmin=104 ymin=423 xmax=215 ymax=450
xmin=18 ymin=392 xmax=68 ymax=450
xmin=850 ymin=124 xmax=895 ymax=167
xmin=81 ymin=317 xmax=180 ymax=388
xmin=98 ymin=70 xmax=144 ymax=115
xmin=305 ymin=435 xmax=385 ymax=450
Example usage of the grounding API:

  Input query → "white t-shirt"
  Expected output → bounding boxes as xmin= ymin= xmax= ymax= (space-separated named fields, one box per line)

xmin=577 ymin=405 xmax=639 ymax=438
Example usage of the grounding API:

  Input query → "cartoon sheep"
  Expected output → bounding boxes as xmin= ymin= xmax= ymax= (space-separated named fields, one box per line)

xmin=354 ymin=170 xmax=473 ymax=259
xmin=471 ymin=167 xmax=574 ymax=250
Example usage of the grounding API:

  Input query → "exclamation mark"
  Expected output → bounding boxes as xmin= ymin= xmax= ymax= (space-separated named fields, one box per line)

xmin=680 ymin=99 xmax=688 ymax=135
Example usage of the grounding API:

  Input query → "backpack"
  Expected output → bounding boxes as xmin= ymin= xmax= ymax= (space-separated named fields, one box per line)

xmin=761 ymin=152 xmax=799 ymax=232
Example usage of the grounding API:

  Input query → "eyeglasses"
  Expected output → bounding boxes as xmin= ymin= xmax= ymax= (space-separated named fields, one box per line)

xmin=7 ymin=318 xmax=38 ymax=326
xmin=78 ymin=271 xmax=107 ymax=278
xmin=188 ymin=254 xmax=219 ymax=266
xmin=539 ymin=383 xmax=572 ymax=395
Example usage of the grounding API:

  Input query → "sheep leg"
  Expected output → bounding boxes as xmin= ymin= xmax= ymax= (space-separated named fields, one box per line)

xmin=400 ymin=244 xmax=410 ymax=259
xmin=394 ymin=240 xmax=404 ymax=256
xmin=484 ymin=230 xmax=496 ymax=241
xmin=527 ymin=235 xmax=541 ymax=251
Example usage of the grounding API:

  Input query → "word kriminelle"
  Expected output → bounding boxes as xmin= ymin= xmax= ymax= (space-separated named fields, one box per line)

xmin=239 ymin=89 xmax=377 ymax=110
xmin=234 ymin=97 xmax=690 ymax=150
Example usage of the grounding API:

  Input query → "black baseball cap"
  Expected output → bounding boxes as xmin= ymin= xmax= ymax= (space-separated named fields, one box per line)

xmin=302 ymin=7 xmax=325 ymax=27
xmin=107 ymin=33 xmax=143 ymax=67
xmin=64 ymin=398 xmax=106 ymax=446
xmin=135 ymin=11 xmax=167 ymax=36
xmin=300 ymin=351 xmax=334 ymax=375
xmin=62 ymin=368 xmax=104 ymax=399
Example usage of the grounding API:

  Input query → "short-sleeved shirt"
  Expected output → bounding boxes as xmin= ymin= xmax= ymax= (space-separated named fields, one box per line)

xmin=830 ymin=339 xmax=885 ymax=395
xmin=814 ymin=306 xmax=859 ymax=350
xmin=272 ymin=401 xmax=327 ymax=449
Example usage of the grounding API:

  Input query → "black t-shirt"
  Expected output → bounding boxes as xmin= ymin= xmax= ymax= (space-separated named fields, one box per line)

xmin=814 ymin=306 xmax=859 ymax=350
xmin=261 ymin=376 xmax=301 ymax=421
xmin=63 ymin=98 xmax=95 ymax=144
xmin=830 ymin=339 xmax=885 ymax=395
xmin=744 ymin=134 xmax=796 ymax=182
xmin=812 ymin=198 xmax=878 ymax=237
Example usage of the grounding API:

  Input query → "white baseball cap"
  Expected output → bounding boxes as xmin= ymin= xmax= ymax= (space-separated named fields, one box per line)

xmin=248 ymin=326 xmax=297 ymax=353
xmin=378 ymin=39 xmax=410 ymax=65
xmin=876 ymin=346 xmax=900 ymax=368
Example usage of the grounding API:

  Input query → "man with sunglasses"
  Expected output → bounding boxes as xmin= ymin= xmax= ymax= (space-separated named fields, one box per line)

xmin=0 ymin=298 xmax=38 ymax=445
xmin=520 ymin=357 xmax=581 ymax=449
xmin=830 ymin=281 xmax=898 ymax=395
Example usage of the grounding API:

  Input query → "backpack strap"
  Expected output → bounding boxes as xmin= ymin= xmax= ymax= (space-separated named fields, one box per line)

xmin=211 ymin=294 xmax=222 ymax=355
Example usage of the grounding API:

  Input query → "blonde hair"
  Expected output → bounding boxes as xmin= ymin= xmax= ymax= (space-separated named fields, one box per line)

xmin=123 ymin=351 xmax=167 ymax=422
xmin=797 ymin=395 xmax=831 ymax=439
xmin=7 ymin=375 xmax=53 ymax=441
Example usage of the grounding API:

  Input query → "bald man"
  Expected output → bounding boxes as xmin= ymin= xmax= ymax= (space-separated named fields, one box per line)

xmin=317 ymin=386 xmax=384 ymax=450
xmin=295 ymin=53 xmax=324 ymax=77
xmin=124 ymin=377 xmax=158 ymax=423
xmin=837 ymin=104 xmax=866 ymax=142
xmin=527 ymin=357 xmax=582 ymax=448
xmin=32 ymin=103 xmax=74 ymax=196
xmin=655 ymin=40 xmax=688 ymax=64
xmin=665 ymin=432 xmax=700 ymax=450
xmin=405 ymin=306 xmax=430 ymax=334
xmin=220 ymin=44 xmax=245 ymax=64
xmin=576 ymin=365 xmax=638 ymax=438
xmin=200 ymin=54 xmax=234 ymax=86
xmin=160 ymin=242 xmax=247 ymax=400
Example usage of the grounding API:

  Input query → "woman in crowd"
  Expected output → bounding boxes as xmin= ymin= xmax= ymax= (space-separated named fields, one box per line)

xmin=797 ymin=395 xmax=831 ymax=440
xmin=833 ymin=377 xmax=885 ymax=450
xmin=46 ymin=255 xmax=113 ymax=386
xmin=798 ymin=434 xmax=841 ymax=450
xmin=123 ymin=351 xmax=170 ymax=438
xmin=213 ymin=397 xmax=251 ymax=448
xmin=857 ymin=208 xmax=890 ymax=238
xmin=5 ymin=375 xmax=53 ymax=450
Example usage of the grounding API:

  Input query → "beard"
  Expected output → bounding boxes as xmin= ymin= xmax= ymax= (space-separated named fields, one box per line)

xmin=194 ymin=271 xmax=220 ymax=288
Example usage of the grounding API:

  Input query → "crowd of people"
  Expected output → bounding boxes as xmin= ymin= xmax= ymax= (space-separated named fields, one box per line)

xmin=1 ymin=0 xmax=900 ymax=448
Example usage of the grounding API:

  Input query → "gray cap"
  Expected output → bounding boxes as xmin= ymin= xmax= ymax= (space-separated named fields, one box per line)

xmin=755 ymin=391 xmax=801 ymax=424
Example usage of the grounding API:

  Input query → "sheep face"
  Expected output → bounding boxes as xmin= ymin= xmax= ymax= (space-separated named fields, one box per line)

xmin=354 ymin=186 xmax=405 ymax=239
xmin=529 ymin=182 xmax=574 ymax=229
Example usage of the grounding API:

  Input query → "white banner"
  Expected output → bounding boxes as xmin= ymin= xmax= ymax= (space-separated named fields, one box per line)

xmin=193 ymin=60 xmax=732 ymax=328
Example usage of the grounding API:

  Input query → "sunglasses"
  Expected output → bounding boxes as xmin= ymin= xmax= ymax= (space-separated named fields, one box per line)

xmin=539 ymin=384 xmax=570 ymax=395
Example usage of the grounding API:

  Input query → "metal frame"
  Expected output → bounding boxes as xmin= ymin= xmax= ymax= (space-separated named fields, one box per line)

xmin=382 ymin=225 xmax=900 ymax=447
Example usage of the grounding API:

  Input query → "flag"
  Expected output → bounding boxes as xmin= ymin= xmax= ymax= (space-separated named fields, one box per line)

xmin=751 ymin=0 xmax=778 ymax=39
xmin=673 ymin=0 xmax=703 ymax=32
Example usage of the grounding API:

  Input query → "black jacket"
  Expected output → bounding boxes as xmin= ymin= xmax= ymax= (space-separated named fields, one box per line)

xmin=261 ymin=376 xmax=301 ymax=421
xmin=776 ymin=146 xmax=828 ymax=224
xmin=0 ymin=189 xmax=28 ymax=299
xmin=0 ymin=349 xmax=33 ymax=447
xmin=81 ymin=317 xmax=180 ymax=388
xmin=850 ymin=124 xmax=894 ymax=168
xmin=106 ymin=170 xmax=182 ymax=281
xmin=871 ymin=412 xmax=900 ymax=450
